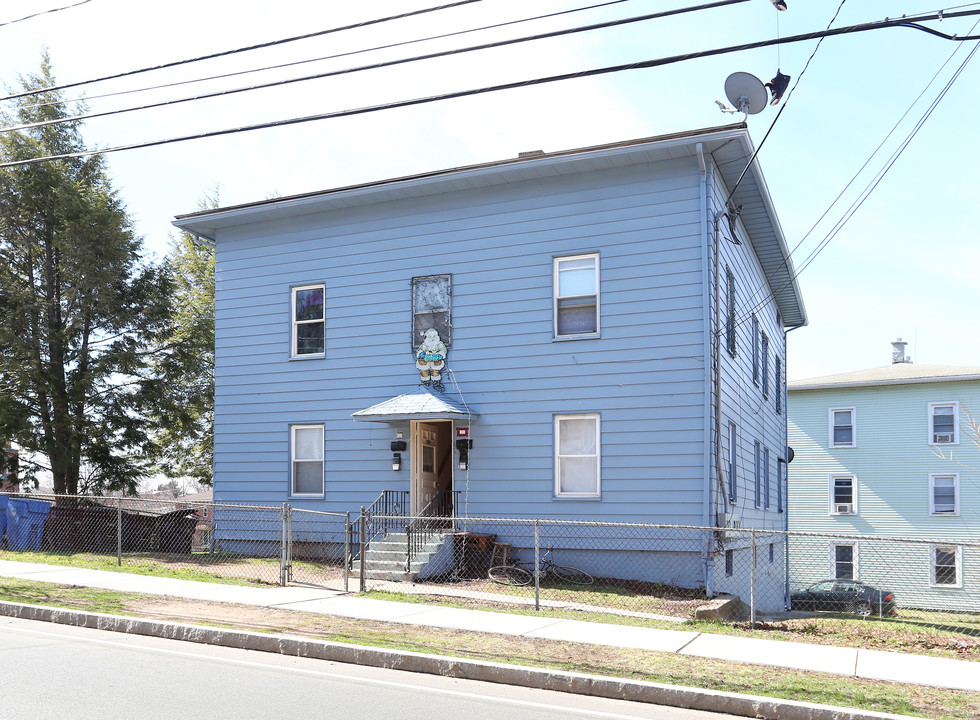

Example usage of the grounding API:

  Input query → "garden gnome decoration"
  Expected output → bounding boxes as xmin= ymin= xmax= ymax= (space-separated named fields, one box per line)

xmin=417 ymin=328 xmax=448 ymax=391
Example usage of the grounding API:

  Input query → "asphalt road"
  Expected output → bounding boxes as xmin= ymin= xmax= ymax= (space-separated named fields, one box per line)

xmin=0 ymin=615 xmax=738 ymax=720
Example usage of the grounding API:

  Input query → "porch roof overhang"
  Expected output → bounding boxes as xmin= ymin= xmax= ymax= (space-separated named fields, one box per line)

xmin=352 ymin=387 xmax=477 ymax=423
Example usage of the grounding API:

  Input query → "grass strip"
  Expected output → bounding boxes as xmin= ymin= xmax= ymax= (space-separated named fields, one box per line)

xmin=0 ymin=577 xmax=977 ymax=719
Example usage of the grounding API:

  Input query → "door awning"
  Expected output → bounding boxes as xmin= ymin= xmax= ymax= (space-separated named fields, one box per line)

xmin=352 ymin=386 xmax=477 ymax=423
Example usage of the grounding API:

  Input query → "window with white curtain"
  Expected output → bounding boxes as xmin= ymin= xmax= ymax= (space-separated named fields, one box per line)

xmin=555 ymin=414 xmax=600 ymax=497
xmin=291 ymin=424 xmax=324 ymax=496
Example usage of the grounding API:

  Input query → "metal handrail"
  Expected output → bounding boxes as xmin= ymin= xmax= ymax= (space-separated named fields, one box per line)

xmin=349 ymin=490 xmax=410 ymax=567
xmin=406 ymin=490 xmax=459 ymax=570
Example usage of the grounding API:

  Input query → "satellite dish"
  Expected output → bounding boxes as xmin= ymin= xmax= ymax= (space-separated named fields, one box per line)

xmin=724 ymin=72 xmax=767 ymax=115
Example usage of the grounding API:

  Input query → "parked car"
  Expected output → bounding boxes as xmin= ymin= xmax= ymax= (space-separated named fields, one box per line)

xmin=791 ymin=580 xmax=896 ymax=616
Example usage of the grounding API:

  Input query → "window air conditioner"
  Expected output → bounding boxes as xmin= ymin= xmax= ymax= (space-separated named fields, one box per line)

xmin=834 ymin=503 xmax=854 ymax=514
xmin=933 ymin=433 xmax=953 ymax=444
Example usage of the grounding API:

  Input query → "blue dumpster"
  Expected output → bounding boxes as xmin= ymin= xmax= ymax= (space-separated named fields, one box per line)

xmin=6 ymin=498 xmax=51 ymax=551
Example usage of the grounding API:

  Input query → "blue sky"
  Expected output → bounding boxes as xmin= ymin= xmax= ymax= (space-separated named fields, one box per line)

xmin=2 ymin=0 xmax=978 ymax=380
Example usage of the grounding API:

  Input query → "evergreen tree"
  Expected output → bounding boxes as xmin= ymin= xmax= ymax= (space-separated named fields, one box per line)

xmin=150 ymin=192 xmax=216 ymax=485
xmin=0 ymin=55 xmax=171 ymax=495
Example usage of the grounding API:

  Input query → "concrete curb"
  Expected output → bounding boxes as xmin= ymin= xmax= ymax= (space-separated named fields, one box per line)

xmin=0 ymin=600 xmax=919 ymax=720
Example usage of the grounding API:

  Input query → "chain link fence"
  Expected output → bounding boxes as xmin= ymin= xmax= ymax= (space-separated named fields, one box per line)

xmin=1 ymin=492 xmax=978 ymax=642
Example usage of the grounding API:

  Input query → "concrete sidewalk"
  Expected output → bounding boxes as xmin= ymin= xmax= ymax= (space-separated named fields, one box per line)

xmin=1 ymin=559 xmax=977 ymax=694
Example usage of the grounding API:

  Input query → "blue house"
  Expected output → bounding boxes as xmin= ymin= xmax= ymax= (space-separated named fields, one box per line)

xmin=173 ymin=123 xmax=806 ymax=607
xmin=788 ymin=340 xmax=980 ymax=611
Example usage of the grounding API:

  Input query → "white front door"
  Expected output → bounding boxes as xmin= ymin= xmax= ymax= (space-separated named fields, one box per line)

xmin=412 ymin=421 xmax=450 ymax=514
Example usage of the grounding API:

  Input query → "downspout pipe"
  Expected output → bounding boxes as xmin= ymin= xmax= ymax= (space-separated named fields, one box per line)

xmin=696 ymin=142 xmax=717 ymax=598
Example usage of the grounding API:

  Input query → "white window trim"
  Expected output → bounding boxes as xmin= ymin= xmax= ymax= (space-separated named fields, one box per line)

xmin=829 ymin=474 xmax=857 ymax=515
xmin=554 ymin=413 xmax=601 ymax=497
xmin=930 ymin=545 xmax=962 ymax=588
xmin=830 ymin=541 xmax=858 ymax=580
xmin=291 ymin=283 xmax=325 ymax=358
xmin=929 ymin=473 xmax=960 ymax=516
xmin=553 ymin=253 xmax=599 ymax=339
xmin=928 ymin=401 xmax=960 ymax=446
xmin=829 ymin=407 xmax=857 ymax=448
xmin=290 ymin=423 xmax=324 ymax=498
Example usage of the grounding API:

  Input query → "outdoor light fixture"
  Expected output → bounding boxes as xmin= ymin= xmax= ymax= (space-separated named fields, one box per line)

xmin=456 ymin=438 xmax=473 ymax=471
xmin=390 ymin=440 xmax=407 ymax=471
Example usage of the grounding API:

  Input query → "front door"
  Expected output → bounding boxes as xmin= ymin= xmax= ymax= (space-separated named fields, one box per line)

xmin=412 ymin=421 xmax=452 ymax=515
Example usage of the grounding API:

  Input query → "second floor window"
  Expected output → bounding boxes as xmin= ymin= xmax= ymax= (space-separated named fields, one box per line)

xmin=725 ymin=266 xmax=737 ymax=357
xmin=929 ymin=402 xmax=958 ymax=445
xmin=554 ymin=254 xmax=599 ymax=337
xmin=761 ymin=332 xmax=770 ymax=399
xmin=413 ymin=275 xmax=452 ymax=347
xmin=291 ymin=284 xmax=325 ymax=357
xmin=830 ymin=407 xmax=855 ymax=447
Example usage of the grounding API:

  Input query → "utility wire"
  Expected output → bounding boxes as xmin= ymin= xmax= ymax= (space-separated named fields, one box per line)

xmin=19 ymin=0 xmax=638 ymax=112
xmin=0 ymin=0 xmax=484 ymax=102
xmin=3 ymin=10 xmax=980 ymax=169
xmin=724 ymin=0 xmax=848 ymax=205
xmin=729 ymin=22 xmax=980 ymax=334
xmin=0 ymin=0 xmax=92 ymax=29
xmin=2 ymin=0 xmax=753 ymax=134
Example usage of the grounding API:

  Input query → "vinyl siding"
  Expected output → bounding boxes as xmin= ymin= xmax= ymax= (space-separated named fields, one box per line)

xmin=212 ymin=158 xmax=711 ymax=522
xmin=788 ymin=379 xmax=980 ymax=539
xmin=706 ymin=162 xmax=789 ymax=534
xmin=788 ymin=379 xmax=980 ymax=609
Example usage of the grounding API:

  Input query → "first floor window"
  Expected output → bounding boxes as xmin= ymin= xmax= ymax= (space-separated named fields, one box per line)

xmin=763 ymin=446 xmax=770 ymax=509
xmin=931 ymin=545 xmax=961 ymax=587
xmin=554 ymin=254 xmax=599 ymax=337
xmin=831 ymin=475 xmax=856 ymax=514
xmin=727 ymin=422 xmax=737 ymax=503
xmin=930 ymin=474 xmax=959 ymax=515
xmin=753 ymin=441 xmax=761 ymax=508
xmin=777 ymin=459 xmax=786 ymax=512
xmin=292 ymin=284 xmax=325 ymax=356
xmin=833 ymin=543 xmax=855 ymax=580
xmin=555 ymin=414 xmax=600 ymax=496
xmin=291 ymin=424 xmax=324 ymax=496
xmin=725 ymin=549 xmax=734 ymax=576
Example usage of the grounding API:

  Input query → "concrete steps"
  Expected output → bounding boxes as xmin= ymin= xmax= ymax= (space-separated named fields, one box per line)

xmin=352 ymin=530 xmax=452 ymax=581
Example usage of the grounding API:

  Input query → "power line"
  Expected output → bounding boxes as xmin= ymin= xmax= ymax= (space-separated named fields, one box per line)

xmin=0 ymin=0 xmax=92 ymax=29
xmin=3 ymin=0 xmax=753 ymax=135
xmin=0 ymin=0 xmax=485 ymax=102
xmin=3 ymin=10 xmax=980 ymax=169
xmin=724 ymin=0 xmax=848 ymax=205
xmin=729 ymin=24 xmax=980 ymax=335
xmin=19 ymin=0 xmax=637 ymax=112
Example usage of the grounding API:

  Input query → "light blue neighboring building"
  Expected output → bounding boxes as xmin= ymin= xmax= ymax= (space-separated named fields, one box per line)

xmin=173 ymin=123 xmax=806 ymax=607
xmin=787 ymin=340 xmax=980 ymax=611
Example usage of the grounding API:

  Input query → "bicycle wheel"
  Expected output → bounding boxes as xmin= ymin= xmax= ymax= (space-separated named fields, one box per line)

xmin=550 ymin=564 xmax=594 ymax=585
xmin=488 ymin=564 xmax=533 ymax=586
